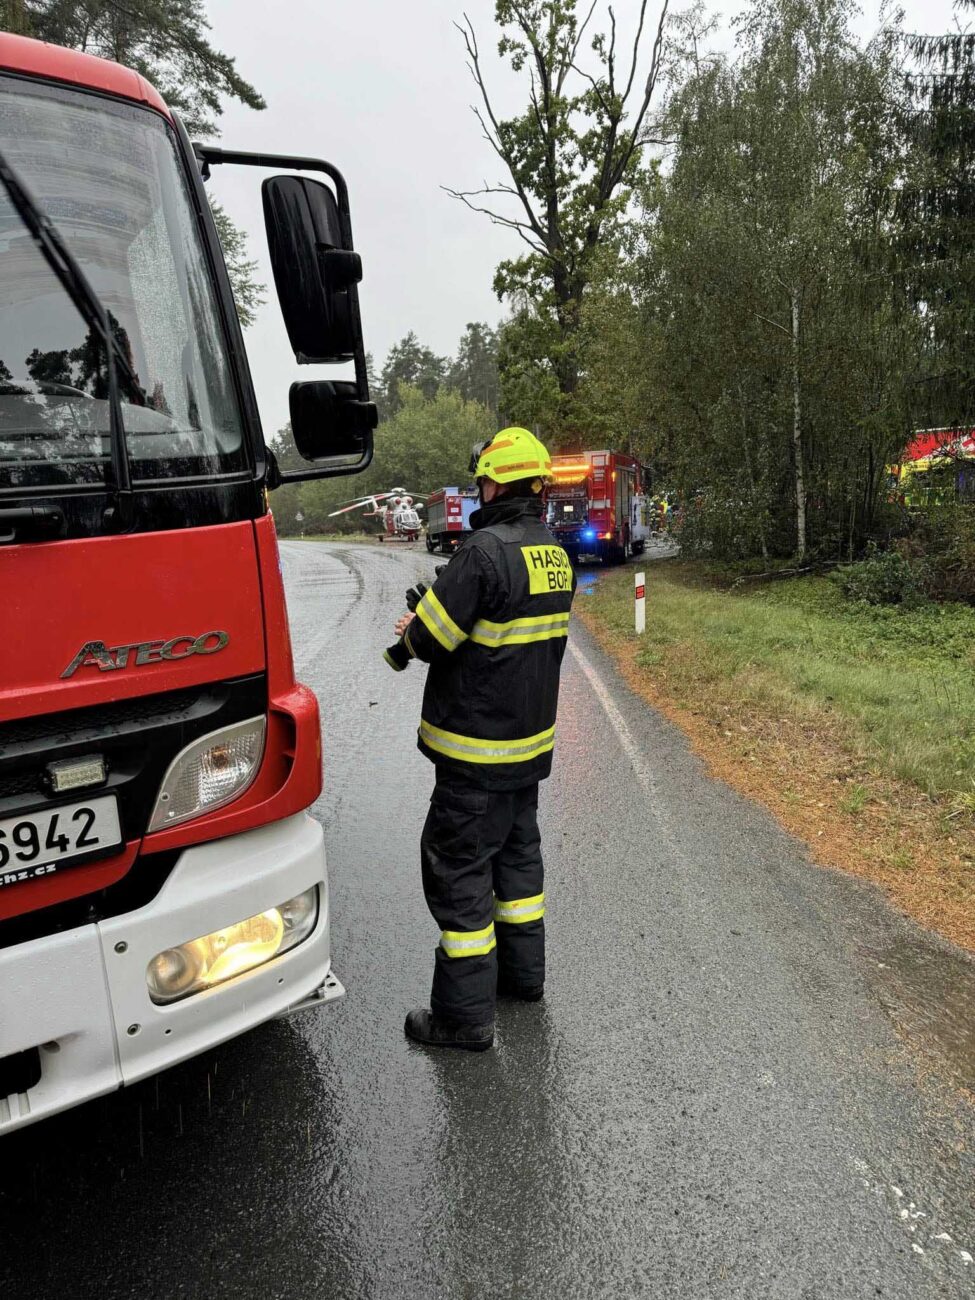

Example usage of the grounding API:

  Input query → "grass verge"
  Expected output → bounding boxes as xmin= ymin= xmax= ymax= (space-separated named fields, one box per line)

xmin=576 ymin=560 xmax=975 ymax=951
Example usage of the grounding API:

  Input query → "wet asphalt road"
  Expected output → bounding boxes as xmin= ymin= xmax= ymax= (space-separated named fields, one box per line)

xmin=2 ymin=538 xmax=975 ymax=1299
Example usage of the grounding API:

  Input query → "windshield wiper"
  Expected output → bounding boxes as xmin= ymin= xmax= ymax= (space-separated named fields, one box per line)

xmin=0 ymin=148 xmax=145 ymax=531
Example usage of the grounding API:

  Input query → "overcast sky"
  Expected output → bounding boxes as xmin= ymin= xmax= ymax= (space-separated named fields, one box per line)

xmin=204 ymin=0 xmax=959 ymax=437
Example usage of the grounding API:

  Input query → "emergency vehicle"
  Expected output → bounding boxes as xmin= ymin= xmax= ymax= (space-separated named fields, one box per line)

xmin=0 ymin=34 xmax=377 ymax=1131
xmin=544 ymin=450 xmax=648 ymax=563
xmin=425 ymin=485 xmax=478 ymax=553
xmin=889 ymin=429 xmax=975 ymax=505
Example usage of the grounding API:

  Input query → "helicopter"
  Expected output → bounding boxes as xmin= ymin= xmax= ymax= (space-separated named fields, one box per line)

xmin=329 ymin=488 xmax=427 ymax=542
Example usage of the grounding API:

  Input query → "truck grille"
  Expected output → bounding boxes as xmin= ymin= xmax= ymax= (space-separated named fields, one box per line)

xmin=0 ymin=685 xmax=207 ymax=749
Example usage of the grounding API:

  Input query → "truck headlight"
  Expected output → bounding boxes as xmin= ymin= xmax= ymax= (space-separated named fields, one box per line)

xmin=148 ymin=717 xmax=266 ymax=831
xmin=146 ymin=886 xmax=319 ymax=1004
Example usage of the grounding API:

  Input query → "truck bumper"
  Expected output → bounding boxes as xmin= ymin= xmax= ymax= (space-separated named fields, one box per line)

xmin=0 ymin=812 xmax=340 ymax=1134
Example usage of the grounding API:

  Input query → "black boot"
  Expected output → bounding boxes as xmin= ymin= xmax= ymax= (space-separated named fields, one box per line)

xmin=496 ymin=974 xmax=544 ymax=1002
xmin=404 ymin=1008 xmax=494 ymax=1052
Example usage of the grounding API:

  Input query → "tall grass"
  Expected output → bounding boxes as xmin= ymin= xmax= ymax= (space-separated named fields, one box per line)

xmin=586 ymin=564 xmax=975 ymax=798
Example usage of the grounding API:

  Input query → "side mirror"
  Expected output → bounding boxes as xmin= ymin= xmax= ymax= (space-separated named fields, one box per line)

xmin=276 ymin=380 xmax=376 ymax=481
xmin=262 ymin=175 xmax=362 ymax=363
xmin=191 ymin=144 xmax=378 ymax=484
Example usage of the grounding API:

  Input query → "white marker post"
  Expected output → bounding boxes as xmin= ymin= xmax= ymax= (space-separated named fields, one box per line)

xmin=635 ymin=570 xmax=646 ymax=635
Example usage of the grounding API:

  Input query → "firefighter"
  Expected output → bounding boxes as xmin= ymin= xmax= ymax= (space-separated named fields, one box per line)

xmin=385 ymin=427 xmax=576 ymax=1051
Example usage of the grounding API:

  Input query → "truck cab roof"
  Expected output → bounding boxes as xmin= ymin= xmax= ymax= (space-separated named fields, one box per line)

xmin=0 ymin=32 xmax=170 ymax=120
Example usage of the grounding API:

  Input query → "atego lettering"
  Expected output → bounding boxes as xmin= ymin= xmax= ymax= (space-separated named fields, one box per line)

xmin=521 ymin=545 xmax=573 ymax=595
xmin=61 ymin=631 xmax=230 ymax=679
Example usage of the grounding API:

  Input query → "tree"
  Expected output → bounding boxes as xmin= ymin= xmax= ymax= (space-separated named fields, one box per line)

xmin=496 ymin=305 xmax=562 ymax=432
xmin=573 ymin=233 xmax=656 ymax=454
xmin=378 ymin=332 xmax=448 ymax=419
xmin=5 ymin=1 xmax=264 ymax=134
xmin=207 ymin=201 xmax=264 ymax=329
xmin=449 ymin=0 xmax=668 ymax=434
xmin=285 ymin=387 xmax=497 ymax=536
xmin=624 ymin=0 xmax=912 ymax=559
xmin=3 ymin=0 xmax=266 ymax=324
xmin=446 ymin=322 xmax=500 ymax=414
xmin=898 ymin=1 xmax=975 ymax=429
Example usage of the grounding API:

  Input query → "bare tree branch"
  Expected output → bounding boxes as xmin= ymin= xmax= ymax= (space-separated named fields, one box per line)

xmin=754 ymin=311 xmax=792 ymax=337
xmin=528 ymin=68 xmax=547 ymax=136
xmin=442 ymin=186 xmax=549 ymax=255
xmin=607 ymin=4 xmax=618 ymax=98
xmin=469 ymin=104 xmax=519 ymax=175
xmin=607 ymin=1 xmax=669 ymax=191
xmin=456 ymin=15 xmax=547 ymax=244
xmin=559 ymin=0 xmax=599 ymax=96
xmin=622 ymin=0 xmax=650 ymax=103
xmin=570 ymin=60 xmax=611 ymax=114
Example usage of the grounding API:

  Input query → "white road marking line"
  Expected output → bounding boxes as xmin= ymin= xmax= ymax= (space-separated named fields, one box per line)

xmin=568 ymin=638 xmax=660 ymax=802
xmin=567 ymin=638 xmax=686 ymax=859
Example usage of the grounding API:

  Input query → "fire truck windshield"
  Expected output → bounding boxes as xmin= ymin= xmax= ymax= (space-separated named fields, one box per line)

xmin=0 ymin=76 xmax=247 ymax=495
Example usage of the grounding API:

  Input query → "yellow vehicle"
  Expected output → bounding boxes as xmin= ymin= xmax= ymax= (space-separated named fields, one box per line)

xmin=889 ymin=429 xmax=975 ymax=506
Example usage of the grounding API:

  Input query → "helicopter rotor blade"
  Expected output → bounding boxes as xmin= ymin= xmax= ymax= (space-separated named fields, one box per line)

xmin=332 ymin=493 xmax=372 ymax=508
xmin=328 ymin=500 xmax=371 ymax=517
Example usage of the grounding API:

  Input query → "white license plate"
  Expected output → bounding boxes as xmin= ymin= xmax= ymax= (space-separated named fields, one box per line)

xmin=0 ymin=795 xmax=122 ymax=890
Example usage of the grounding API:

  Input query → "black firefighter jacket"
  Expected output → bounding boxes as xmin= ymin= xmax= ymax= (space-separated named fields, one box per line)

xmin=397 ymin=495 xmax=576 ymax=790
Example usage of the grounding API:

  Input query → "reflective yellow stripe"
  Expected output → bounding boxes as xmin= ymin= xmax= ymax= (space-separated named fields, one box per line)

xmin=419 ymin=719 xmax=556 ymax=765
xmin=426 ymin=589 xmax=467 ymax=643
xmin=440 ymin=923 xmax=496 ymax=958
xmin=470 ymin=612 xmax=570 ymax=647
xmin=421 ymin=719 xmax=556 ymax=752
xmin=494 ymin=893 xmax=545 ymax=924
xmin=416 ymin=589 xmax=467 ymax=653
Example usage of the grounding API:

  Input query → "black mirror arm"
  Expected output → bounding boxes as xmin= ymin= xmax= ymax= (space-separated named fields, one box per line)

xmin=192 ymin=145 xmax=369 ymax=398
xmin=275 ymin=442 xmax=374 ymax=485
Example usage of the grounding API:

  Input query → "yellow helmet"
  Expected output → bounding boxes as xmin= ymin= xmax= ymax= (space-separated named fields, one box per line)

xmin=469 ymin=427 xmax=553 ymax=488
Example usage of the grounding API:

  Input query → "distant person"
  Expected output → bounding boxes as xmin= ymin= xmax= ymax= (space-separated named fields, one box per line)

xmin=385 ymin=428 xmax=576 ymax=1050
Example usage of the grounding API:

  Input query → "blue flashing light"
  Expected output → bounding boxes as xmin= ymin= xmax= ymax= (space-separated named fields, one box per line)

xmin=582 ymin=528 xmax=597 ymax=541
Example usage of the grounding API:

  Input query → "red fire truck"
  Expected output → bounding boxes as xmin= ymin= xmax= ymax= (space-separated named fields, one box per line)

xmin=425 ymin=485 xmax=478 ymax=554
xmin=544 ymin=450 xmax=647 ymax=563
xmin=0 ymin=34 xmax=377 ymax=1131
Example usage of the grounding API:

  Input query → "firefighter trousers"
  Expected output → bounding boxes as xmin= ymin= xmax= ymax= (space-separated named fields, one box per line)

xmin=420 ymin=772 xmax=544 ymax=1027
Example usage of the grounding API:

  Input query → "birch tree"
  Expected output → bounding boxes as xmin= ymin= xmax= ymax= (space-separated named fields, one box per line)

xmin=631 ymin=0 xmax=911 ymax=559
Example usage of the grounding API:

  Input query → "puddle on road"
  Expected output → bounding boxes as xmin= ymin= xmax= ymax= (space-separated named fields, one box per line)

xmin=860 ymin=934 xmax=975 ymax=1094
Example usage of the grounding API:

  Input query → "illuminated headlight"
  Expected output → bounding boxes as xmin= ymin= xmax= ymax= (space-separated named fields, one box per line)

xmin=146 ymin=886 xmax=319 ymax=1004
xmin=148 ymin=717 xmax=266 ymax=831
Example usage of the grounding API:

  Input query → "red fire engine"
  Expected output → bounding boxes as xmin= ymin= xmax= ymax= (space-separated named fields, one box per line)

xmin=544 ymin=451 xmax=648 ymax=563
xmin=0 ymin=34 xmax=377 ymax=1131
xmin=425 ymin=485 xmax=478 ymax=554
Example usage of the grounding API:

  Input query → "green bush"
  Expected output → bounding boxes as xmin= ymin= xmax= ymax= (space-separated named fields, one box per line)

xmin=902 ymin=504 xmax=975 ymax=604
xmin=669 ymin=493 xmax=779 ymax=561
xmin=834 ymin=545 xmax=926 ymax=606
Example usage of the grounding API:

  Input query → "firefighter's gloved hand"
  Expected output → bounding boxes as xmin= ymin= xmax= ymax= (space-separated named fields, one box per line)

xmin=405 ymin=582 xmax=429 ymax=613
xmin=383 ymin=640 xmax=411 ymax=672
